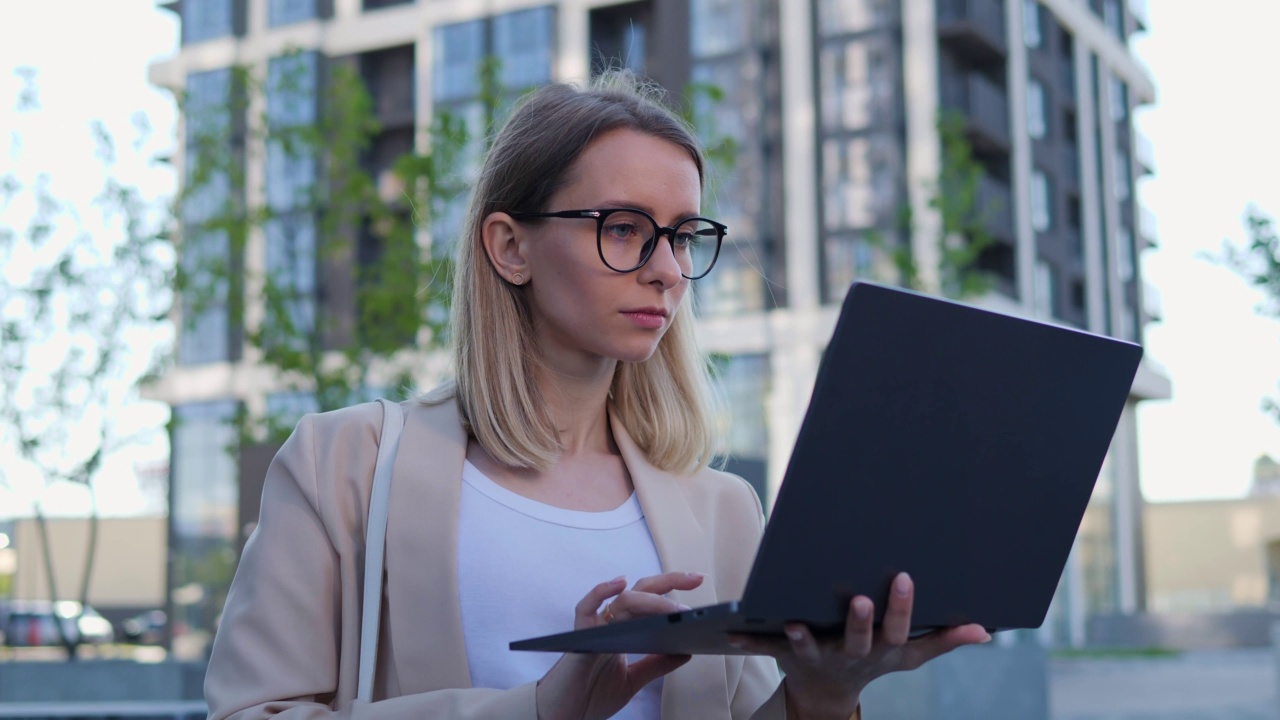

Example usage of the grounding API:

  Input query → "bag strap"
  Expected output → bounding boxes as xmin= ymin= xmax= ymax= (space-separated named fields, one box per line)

xmin=358 ymin=398 xmax=405 ymax=702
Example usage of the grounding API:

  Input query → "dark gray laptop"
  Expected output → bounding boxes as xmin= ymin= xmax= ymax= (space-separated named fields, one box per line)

xmin=511 ymin=281 xmax=1142 ymax=655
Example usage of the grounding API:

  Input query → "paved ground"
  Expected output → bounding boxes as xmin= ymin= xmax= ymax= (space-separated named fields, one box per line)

xmin=1050 ymin=649 xmax=1277 ymax=720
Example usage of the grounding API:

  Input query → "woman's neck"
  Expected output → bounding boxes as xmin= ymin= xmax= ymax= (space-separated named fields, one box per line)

xmin=536 ymin=361 xmax=618 ymax=457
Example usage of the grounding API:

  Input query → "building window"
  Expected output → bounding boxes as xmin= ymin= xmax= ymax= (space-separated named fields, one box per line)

xmin=711 ymin=354 xmax=772 ymax=500
xmin=180 ymin=68 xmax=237 ymax=366
xmin=816 ymin=0 xmax=891 ymax=37
xmin=691 ymin=0 xmax=746 ymax=58
xmin=431 ymin=9 xmax=555 ymax=253
xmin=589 ymin=1 xmax=651 ymax=76
xmin=1023 ymin=0 xmax=1042 ymax=48
xmin=1026 ymin=78 xmax=1047 ymax=139
xmin=265 ymin=52 xmax=321 ymax=342
xmin=817 ymin=36 xmax=897 ymax=132
xmin=363 ymin=0 xmax=411 ymax=9
xmin=821 ymin=135 xmax=899 ymax=232
xmin=824 ymin=233 xmax=880 ymax=303
xmin=182 ymin=0 xmax=235 ymax=44
xmin=1030 ymin=169 xmax=1052 ymax=232
xmin=1033 ymin=259 xmax=1055 ymax=317
xmin=268 ymin=0 xmax=318 ymax=27
xmin=1113 ymin=146 xmax=1131 ymax=201
xmin=170 ymin=399 xmax=240 ymax=660
xmin=1103 ymin=0 xmax=1125 ymax=41
xmin=1115 ymin=224 xmax=1134 ymax=281
xmin=1109 ymin=74 xmax=1127 ymax=122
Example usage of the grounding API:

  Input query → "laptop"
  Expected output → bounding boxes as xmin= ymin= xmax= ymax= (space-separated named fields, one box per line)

xmin=511 ymin=281 xmax=1143 ymax=655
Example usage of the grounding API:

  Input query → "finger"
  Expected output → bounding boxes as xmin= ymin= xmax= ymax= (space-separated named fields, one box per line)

xmin=625 ymin=653 xmax=692 ymax=691
xmin=605 ymin=591 xmax=692 ymax=622
xmin=881 ymin=572 xmax=914 ymax=646
xmin=574 ymin=576 xmax=627 ymax=628
xmin=784 ymin=623 xmax=822 ymax=665
xmin=898 ymin=624 xmax=992 ymax=671
xmin=630 ymin=571 xmax=706 ymax=596
xmin=842 ymin=596 xmax=875 ymax=658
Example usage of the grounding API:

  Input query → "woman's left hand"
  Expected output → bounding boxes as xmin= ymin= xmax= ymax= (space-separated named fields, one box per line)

xmin=726 ymin=572 xmax=991 ymax=720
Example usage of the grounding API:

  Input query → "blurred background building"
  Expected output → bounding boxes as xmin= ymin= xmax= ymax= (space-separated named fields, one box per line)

xmin=147 ymin=0 xmax=1170 ymax=659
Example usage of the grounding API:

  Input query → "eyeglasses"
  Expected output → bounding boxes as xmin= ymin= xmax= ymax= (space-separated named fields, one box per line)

xmin=508 ymin=208 xmax=727 ymax=280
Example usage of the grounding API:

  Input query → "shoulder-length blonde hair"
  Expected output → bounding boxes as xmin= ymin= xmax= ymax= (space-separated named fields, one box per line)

xmin=421 ymin=72 xmax=719 ymax=475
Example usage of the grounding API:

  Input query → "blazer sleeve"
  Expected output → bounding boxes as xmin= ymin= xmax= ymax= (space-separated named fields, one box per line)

xmin=204 ymin=414 xmax=538 ymax=720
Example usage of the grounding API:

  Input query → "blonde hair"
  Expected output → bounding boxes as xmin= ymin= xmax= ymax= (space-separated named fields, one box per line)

xmin=421 ymin=72 xmax=719 ymax=474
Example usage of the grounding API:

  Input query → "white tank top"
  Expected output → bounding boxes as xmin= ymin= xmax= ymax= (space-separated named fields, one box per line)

xmin=457 ymin=460 xmax=665 ymax=720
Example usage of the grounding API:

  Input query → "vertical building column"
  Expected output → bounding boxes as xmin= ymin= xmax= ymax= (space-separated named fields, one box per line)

xmin=1111 ymin=402 xmax=1144 ymax=612
xmin=240 ymin=57 xmax=270 ymax=428
xmin=557 ymin=0 xmax=591 ymax=82
xmin=901 ymin=0 xmax=941 ymax=294
xmin=1076 ymin=49 xmax=1106 ymax=333
xmin=771 ymin=0 xmax=822 ymax=506
xmin=1005 ymin=0 xmax=1037 ymax=306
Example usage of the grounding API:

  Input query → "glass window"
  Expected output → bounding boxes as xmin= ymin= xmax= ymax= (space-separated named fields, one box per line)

xmin=266 ymin=391 xmax=319 ymax=431
xmin=821 ymin=135 xmax=898 ymax=231
xmin=493 ymin=7 xmax=554 ymax=90
xmin=1033 ymin=260 xmax=1055 ymax=317
xmin=268 ymin=0 xmax=316 ymax=27
xmin=1030 ymin=170 xmax=1051 ymax=232
xmin=170 ymin=399 xmax=240 ymax=659
xmin=1115 ymin=224 xmax=1134 ymax=281
xmin=713 ymin=354 xmax=771 ymax=458
xmin=432 ymin=20 xmax=486 ymax=104
xmin=1023 ymin=0 xmax=1042 ymax=48
xmin=824 ymin=233 xmax=880 ymax=303
xmin=818 ymin=37 xmax=896 ymax=132
xmin=268 ymin=52 xmax=319 ymax=129
xmin=690 ymin=0 xmax=746 ymax=59
xmin=1109 ymin=74 xmax=1127 ymax=122
xmin=816 ymin=0 xmax=891 ymax=37
xmin=264 ymin=214 xmax=317 ymax=339
xmin=1113 ymin=147 xmax=1130 ymax=201
xmin=1026 ymin=78 xmax=1046 ymax=139
xmin=183 ymin=0 xmax=234 ymax=44
xmin=695 ymin=243 xmax=767 ymax=317
xmin=1103 ymin=0 xmax=1124 ymax=40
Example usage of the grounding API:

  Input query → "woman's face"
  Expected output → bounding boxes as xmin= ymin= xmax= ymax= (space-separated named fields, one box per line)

xmin=514 ymin=128 xmax=701 ymax=373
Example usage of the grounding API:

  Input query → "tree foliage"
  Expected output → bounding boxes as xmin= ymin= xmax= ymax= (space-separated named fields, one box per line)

xmin=0 ymin=74 xmax=173 ymax=656
xmin=868 ymin=110 xmax=998 ymax=299
xmin=1220 ymin=207 xmax=1280 ymax=421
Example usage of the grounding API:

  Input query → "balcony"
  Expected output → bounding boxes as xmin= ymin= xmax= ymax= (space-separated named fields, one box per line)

xmin=941 ymin=71 xmax=1010 ymax=153
xmin=937 ymin=0 xmax=1008 ymax=65
xmin=1129 ymin=0 xmax=1150 ymax=32
xmin=974 ymin=175 xmax=1014 ymax=242
xmin=1142 ymin=280 xmax=1162 ymax=323
xmin=1138 ymin=205 xmax=1159 ymax=249
xmin=1135 ymin=131 xmax=1155 ymax=175
xmin=1063 ymin=143 xmax=1081 ymax=188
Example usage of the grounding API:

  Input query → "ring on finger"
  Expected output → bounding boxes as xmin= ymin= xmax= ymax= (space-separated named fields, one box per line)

xmin=601 ymin=603 xmax=618 ymax=624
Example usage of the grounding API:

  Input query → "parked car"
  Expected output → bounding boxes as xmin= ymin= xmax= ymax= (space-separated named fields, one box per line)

xmin=0 ymin=600 xmax=115 ymax=647
xmin=121 ymin=609 xmax=167 ymax=645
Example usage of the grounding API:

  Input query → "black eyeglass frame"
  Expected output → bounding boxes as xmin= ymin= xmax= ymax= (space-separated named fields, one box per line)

xmin=508 ymin=208 xmax=727 ymax=280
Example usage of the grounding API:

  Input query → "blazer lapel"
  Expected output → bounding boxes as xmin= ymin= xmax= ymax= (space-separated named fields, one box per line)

xmin=384 ymin=399 xmax=472 ymax=693
xmin=611 ymin=410 xmax=732 ymax=720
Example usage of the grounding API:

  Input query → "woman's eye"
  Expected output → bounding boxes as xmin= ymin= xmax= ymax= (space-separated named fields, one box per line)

xmin=603 ymin=223 xmax=638 ymax=239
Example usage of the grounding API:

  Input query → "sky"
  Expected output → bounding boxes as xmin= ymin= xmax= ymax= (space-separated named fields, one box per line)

xmin=0 ymin=1 xmax=1277 ymax=517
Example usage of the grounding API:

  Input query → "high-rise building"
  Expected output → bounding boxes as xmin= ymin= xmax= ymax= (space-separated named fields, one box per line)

xmin=149 ymin=0 xmax=1170 ymax=656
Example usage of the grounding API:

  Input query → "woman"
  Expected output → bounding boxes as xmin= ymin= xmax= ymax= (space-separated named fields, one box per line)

xmin=204 ymin=72 xmax=990 ymax=720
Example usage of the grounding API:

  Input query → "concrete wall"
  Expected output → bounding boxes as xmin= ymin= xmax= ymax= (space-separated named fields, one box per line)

xmin=1088 ymin=609 xmax=1280 ymax=650
xmin=12 ymin=516 xmax=166 ymax=609
xmin=860 ymin=643 xmax=1050 ymax=719
xmin=0 ymin=661 xmax=206 ymax=703
xmin=1145 ymin=495 xmax=1280 ymax=611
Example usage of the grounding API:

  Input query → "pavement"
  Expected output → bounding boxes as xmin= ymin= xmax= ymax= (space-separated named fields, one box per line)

xmin=1050 ymin=648 xmax=1277 ymax=720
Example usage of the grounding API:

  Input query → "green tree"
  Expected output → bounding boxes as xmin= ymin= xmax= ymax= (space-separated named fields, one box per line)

xmin=1220 ymin=207 xmax=1280 ymax=420
xmin=869 ymin=111 xmax=999 ymax=299
xmin=0 ymin=72 xmax=173 ymax=657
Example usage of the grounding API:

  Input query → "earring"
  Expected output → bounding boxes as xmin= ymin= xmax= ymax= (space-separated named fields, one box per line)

xmin=512 ymin=272 xmax=525 ymax=285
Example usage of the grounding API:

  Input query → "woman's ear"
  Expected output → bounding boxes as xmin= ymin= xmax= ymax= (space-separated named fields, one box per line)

xmin=480 ymin=211 xmax=530 ymax=285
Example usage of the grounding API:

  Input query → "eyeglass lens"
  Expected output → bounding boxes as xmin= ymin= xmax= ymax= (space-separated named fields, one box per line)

xmin=598 ymin=210 xmax=720 ymax=278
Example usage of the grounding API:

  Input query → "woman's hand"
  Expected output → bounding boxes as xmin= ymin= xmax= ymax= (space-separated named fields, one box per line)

xmin=727 ymin=572 xmax=992 ymax=720
xmin=536 ymin=571 xmax=705 ymax=720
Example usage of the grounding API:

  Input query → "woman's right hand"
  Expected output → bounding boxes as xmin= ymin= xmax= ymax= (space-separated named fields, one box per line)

xmin=535 ymin=571 xmax=705 ymax=720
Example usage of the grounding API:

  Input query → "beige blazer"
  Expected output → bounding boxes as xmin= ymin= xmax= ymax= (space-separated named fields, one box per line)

xmin=204 ymin=399 xmax=791 ymax=720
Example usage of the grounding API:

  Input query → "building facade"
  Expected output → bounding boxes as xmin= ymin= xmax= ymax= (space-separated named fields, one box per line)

xmin=149 ymin=0 xmax=1169 ymax=657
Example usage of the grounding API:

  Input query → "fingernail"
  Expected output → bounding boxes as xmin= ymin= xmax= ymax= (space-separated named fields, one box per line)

xmin=611 ymin=575 xmax=626 ymax=584
xmin=980 ymin=632 xmax=993 ymax=644
xmin=676 ymin=604 xmax=692 ymax=611
xmin=854 ymin=597 xmax=871 ymax=620
xmin=786 ymin=627 xmax=804 ymax=641
xmin=894 ymin=572 xmax=911 ymax=597
xmin=687 ymin=572 xmax=706 ymax=579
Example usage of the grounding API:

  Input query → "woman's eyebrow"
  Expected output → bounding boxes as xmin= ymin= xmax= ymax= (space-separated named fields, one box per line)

xmin=595 ymin=199 xmax=701 ymax=220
